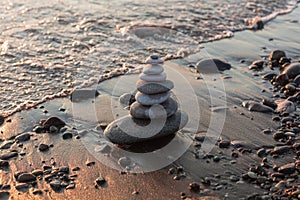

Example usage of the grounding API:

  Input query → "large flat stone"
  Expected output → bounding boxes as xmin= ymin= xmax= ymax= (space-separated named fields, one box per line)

xmin=130 ymin=97 xmax=178 ymax=119
xmin=104 ymin=111 xmax=188 ymax=144
xmin=136 ymin=80 xmax=174 ymax=94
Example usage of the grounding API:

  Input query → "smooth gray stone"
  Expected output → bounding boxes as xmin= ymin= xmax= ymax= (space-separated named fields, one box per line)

xmin=130 ymin=98 xmax=178 ymax=119
xmin=104 ymin=111 xmax=188 ymax=144
xmin=139 ymin=72 xmax=167 ymax=82
xmin=143 ymin=65 xmax=164 ymax=75
xmin=136 ymin=80 xmax=174 ymax=94
xmin=135 ymin=91 xmax=170 ymax=106
xmin=196 ymin=58 xmax=231 ymax=73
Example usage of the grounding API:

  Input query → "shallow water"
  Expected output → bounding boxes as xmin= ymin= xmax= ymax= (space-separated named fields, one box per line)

xmin=0 ymin=0 xmax=297 ymax=116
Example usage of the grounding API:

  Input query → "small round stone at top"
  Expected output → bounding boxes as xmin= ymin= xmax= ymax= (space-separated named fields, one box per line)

xmin=146 ymin=56 xmax=164 ymax=64
xmin=151 ymin=55 xmax=159 ymax=59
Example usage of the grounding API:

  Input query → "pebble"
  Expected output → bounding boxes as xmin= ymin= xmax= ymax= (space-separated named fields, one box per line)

xmin=262 ymin=72 xmax=277 ymax=80
xmin=293 ymin=74 xmax=300 ymax=85
xmin=257 ymin=148 xmax=266 ymax=158
xmin=218 ymin=140 xmax=230 ymax=148
xmin=189 ymin=182 xmax=200 ymax=192
xmin=15 ymin=183 xmax=30 ymax=191
xmin=276 ymin=100 xmax=296 ymax=113
xmin=278 ymin=163 xmax=296 ymax=174
xmin=139 ymin=72 xmax=167 ymax=82
xmin=136 ymin=80 xmax=174 ymax=94
xmin=247 ymin=172 xmax=257 ymax=179
xmin=196 ymin=58 xmax=231 ymax=73
xmin=271 ymin=146 xmax=291 ymax=155
xmin=42 ymin=116 xmax=66 ymax=130
xmin=270 ymin=50 xmax=286 ymax=62
xmin=62 ymin=132 xmax=73 ymax=140
xmin=282 ymin=62 xmax=300 ymax=79
xmin=0 ymin=160 xmax=9 ymax=167
xmin=249 ymin=60 xmax=264 ymax=70
xmin=135 ymin=91 xmax=171 ymax=106
xmin=273 ymin=131 xmax=285 ymax=140
xmin=0 ymin=115 xmax=4 ymax=126
xmin=95 ymin=177 xmax=106 ymax=187
xmin=38 ymin=143 xmax=49 ymax=151
xmin=0 ymin=141 xmax=14 ymax=149
xmin=17 ymin=173 xmax=36 ymax=182
xmin=261 ymin=98 xmax=277 ymax=109
xmin=145 ymin=55 xmax=164 ymax=64
xmin=15 ymin=133 xmax=31 ymax=142
xmin=0 ymin=152 xmax=18 ymax=160
xmin=50 ymin=180 xmax=61 ymax=191
xmin=31 ymin=169 xmax=43 ymax=176
xmin=242 ymin=101 xmax=273 ymax=113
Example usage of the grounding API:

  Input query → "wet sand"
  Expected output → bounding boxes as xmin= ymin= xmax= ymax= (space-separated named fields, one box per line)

xmin=1 ymin=5 xmax=300 ymax=200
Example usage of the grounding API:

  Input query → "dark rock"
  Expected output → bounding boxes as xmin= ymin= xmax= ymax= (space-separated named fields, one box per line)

xmin=104 ymin=111 xmax=188 ymax=144
xmin=262 ymin=72 xmax=277 ymax=80
xmin=0 ymin=141 xmax=14 ymax=149
xmin=70 ymin=88 xmax=100 ymax=102
xmin=42 ymin=117 xmax=65 ymax=130
xmin=270 ymin=50 xmax=286 ymax=62
xmin=0 ymin=152 xmax=18 ymax=160
xmin=279 ymin=57 xmax=291 ymax=66
xmin=293 ymin=142 xmax=300 ymax=150
xmin=257 ymin=148 xmax=266 ymax=158
xmin=261 ymin=98 xmax=277 ymax=109
xmin=293 ymin=74 xmax=300 ymax=85
xmin=271 ymin=146 xmax=291 ymax=155
xmin=249 ymin=60 xmax=265 ymax=70
xmin=130 ymin=98 xmax=178 ymax=119
xmin=50 ymin=180 xmax=61 ymax=191
xmin=33 ymin=126 xmax=44 ymax=133
xmin=32 ymin=189 xmax=43 ymax=195
xmin=282 ymin=62 xmax=300 ymax=79
xmin=0 ymin=115 xmax=4 ymax=126
xmin=196 ymin=58 xmax=231 ymax=73
xmin=189 ymin=182 xmax=200 ymax=192
xmin=136 ymin=80 xmax=174 ymax=94
xmin=59 ymin=166 xmax=69 ymax=173
xmin=15 ymin=133 xmax=31 ymax=142
xmin=31 ymin=169 xmax=43 ymax=176
xmin=95 ymin=177 xmax=106 ymax=187
xmin=273 ymin=131 xmax=285 ymax=140
xmin=0 ymin=160 xmax=9 ymax=167
xmin=275 ymin=74 xmax=289 ymax=86
xmin=15 ymin=183 xmax=30 ymax=191
xmin=17 ymin=173 xmax=36 ymax=182
xmin=86 ymin=161 xmax=95 ymax=166
xmin=278 ymin=163 xmax=296 ymax=174
xmin=38 ymin=144 xmax=49 ymax=151
xmin=218 ymin=140 xmax=230 ymax=148
xmin=62 ymin=132 xmax=73 ymax=140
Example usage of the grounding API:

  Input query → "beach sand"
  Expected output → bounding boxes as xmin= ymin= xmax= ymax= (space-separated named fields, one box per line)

xmin=0 ymin=5 xmax=300 ymax=200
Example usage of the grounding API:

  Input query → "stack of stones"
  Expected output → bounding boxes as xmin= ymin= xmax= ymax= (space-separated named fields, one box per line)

xmin=130 ymin=55 xmax=178 ymax=119
xmin=104 ymin=55 xmax=188 ymax=145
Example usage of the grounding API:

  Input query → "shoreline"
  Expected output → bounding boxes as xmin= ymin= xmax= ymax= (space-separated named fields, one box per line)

xmin=0 ymin=4 xmax=300 ymax=200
